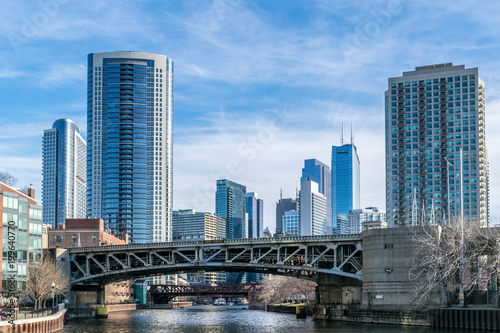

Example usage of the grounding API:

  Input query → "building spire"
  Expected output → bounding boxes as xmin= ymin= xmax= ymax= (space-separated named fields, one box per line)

xmin=280 ymin=188 xmax=282 ymax=200
xmin=351 ymin=122 xmax=354 ymax=145
xmin=341 ymin=122 xmax=344 ymax=146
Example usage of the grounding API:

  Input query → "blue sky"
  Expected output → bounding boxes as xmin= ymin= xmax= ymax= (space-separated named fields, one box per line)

xmin=1 ymin=0 xmax=500 ymax=230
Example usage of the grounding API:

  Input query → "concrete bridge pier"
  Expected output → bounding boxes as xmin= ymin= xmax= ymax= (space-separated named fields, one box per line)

xmin=68 ymin=284 xmax=106 ymax=318
xmin=315 ymin=273 xmax=361 ymax=305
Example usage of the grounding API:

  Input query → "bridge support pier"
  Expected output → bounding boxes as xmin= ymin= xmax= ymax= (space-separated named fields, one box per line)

xmin=315 ymin=273 xmax=361 ymax=306
xmin=68 ymin=284 xmax=106 ymax=318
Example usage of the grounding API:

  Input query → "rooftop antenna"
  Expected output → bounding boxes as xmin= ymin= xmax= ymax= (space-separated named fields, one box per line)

xmin=341 ymin=122 xmax=344 ymax=146
xmin=280 ymin=188 xmax=282 ymax=200
xmin=350 ymin=122 xmax=354 ymax=145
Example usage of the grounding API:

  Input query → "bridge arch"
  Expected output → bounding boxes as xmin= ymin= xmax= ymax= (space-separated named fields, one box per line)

xmin=68 ymin=235 xmax=363 ymax=286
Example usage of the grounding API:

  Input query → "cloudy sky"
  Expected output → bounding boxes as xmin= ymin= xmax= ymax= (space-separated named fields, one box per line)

xmin=1 ymin=0 xmax=500 ymax=231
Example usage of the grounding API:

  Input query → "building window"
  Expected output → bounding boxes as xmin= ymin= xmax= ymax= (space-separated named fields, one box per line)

xmin=72 ymin=234 xmax=77 ymax=243
xmin=92 ymin=235 xmax=97 ymax=243
xmin=55 ymin=235 xmax=63 ymax=243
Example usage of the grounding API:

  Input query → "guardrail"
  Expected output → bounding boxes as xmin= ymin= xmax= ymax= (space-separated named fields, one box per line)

xmin=69 ymin=234 xmax=361 ymax=253
xmin=1 ymin=304 xmax=65 ymax=321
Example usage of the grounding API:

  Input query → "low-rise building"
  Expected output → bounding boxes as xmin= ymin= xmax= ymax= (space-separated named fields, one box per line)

xmin=0 ymin=183 xmax=43 ymax=296
xmin=47 ymin=218 xmax=132 ymax=303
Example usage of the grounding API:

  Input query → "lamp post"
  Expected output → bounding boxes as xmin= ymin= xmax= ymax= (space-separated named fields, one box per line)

xmin=56 ymin=285 xmax=59 ymax=305
xmin=51 ymin=282 xmax=55 ymax=308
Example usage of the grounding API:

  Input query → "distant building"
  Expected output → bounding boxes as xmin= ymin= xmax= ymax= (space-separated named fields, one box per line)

xmin=361 ymin=220 xmax=388 ymax=232
xmin=282 ymin=210 xmax=300 ymax=236
xmin=0 ymin=183 xmax=43 ymax=294
xmin=299 ymin=180 xmax=327 ymax=236
xmin=216 ymin=179 xmax=247 ymax=239
xmin=263 ymin=227 xmax=274 ymax=238
xmin=42 ymin=119 xmax=86 ymax=228
xmin=47 ymin=218 xmax=132 ymax=303
xmin=332 ymin=143 xmax=360 ymax=234
xmin=275 ymin=196 xmax=298 ymax=235
xmin=172 ymin=210 xmax=226 ymax=285
xmin=172 ymin=209 xmax=225 ymax=241
xmin=347 ymin=207 xmax=386 ymax=234
xmin=246 ymin=192 xmax=263 ymax=238
xmin=301 ymin=159 xmax=331 ymax=231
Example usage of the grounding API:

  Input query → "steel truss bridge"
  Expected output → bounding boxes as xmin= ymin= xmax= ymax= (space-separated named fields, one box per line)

xmin=69 ymin=235 xmax=363 ymax=285
xmin=149 ymin=283 xmax=262 ymax=303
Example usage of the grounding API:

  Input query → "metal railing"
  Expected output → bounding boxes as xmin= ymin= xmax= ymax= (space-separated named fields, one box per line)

xmin=1 ymin=304 xmax=65 ymax=321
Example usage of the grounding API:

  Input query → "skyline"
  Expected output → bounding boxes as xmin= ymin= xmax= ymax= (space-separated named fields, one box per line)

xmin=2 ymin=1 xmax=500 ymax=232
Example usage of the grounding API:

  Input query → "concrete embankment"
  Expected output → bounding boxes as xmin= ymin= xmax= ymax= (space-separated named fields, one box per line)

xmin=0 ymin=309 xmax=65 ymax=333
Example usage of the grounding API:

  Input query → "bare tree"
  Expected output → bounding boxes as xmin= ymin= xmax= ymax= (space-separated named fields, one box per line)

xmin=260 ymin=275 xmax=316 ymax=304
xmin=24 ymin=258 xmax=70 ymax=309
xmin=410 ymin=223 xmax=500 ymax=307
xmin=0 ymin=171 xmax=17 ymax=186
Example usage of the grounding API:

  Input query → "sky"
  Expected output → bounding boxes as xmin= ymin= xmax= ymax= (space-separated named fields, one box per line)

xmin=1 ymin=0 xmax=500 ymax=231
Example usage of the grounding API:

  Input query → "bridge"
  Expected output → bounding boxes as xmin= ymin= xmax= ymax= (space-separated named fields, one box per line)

xmin=68 ymin=234 xmax=363 ymax=286
xmin=149 ymin=283 xmax=262 ymax=303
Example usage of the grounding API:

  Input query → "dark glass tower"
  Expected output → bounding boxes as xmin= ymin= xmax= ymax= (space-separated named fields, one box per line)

xmin=216 ymin=179 xmax=246 ymax=239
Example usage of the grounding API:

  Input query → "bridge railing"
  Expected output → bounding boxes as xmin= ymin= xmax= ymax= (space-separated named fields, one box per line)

xmin=69 ymin=234 xmax=360 ymax=253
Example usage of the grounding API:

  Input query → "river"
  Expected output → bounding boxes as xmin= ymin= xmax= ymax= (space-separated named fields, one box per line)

xmin=64 ymin=305 xmax=480 ymax=332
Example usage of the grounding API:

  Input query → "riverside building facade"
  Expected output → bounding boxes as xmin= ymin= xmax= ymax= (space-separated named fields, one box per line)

xmin=42 ymin=119 xmax=86 ymax=228
xmin=385 ymin=63 xmax=487 ymax=227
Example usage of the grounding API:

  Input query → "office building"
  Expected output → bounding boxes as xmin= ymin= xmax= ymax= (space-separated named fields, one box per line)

xmin=282 ymin=210 xmax=300 ymax=236
xmin=216 ymin=179 xmax=247 ymax=239
xmin=86 ymin=51 xmax=173 ymax=243
xmin=1 ymin=183 xmax=43 ymax=293
xmin=332 ymin=142 xmax=360 ymax=233
xmin=299 ymin=180 xmax=327 ymax=236
xmin=385 ymin=63 xmax=487 ymax=227
xmin=347 ymin=207 xmax=386 ymax=234
xmin=42 ymin=119 xmax=86 ymax=228
xmin=275 ymin=194 xmax=298 ymax=235
xmin=301 ymin=159 xmax=331 ymax=231
xmin=246 ymin=192 xmax=263 ymax=238
xmin=172 ymin=209 xmax=226 ymax=285
xmin=172 ymin=209 xmax=225 ymax=241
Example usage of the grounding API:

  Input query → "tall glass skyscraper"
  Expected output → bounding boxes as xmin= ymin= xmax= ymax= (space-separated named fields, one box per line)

xmin=331 ymin=143 xmax=360 ymax=233
xmin=385 ymin=63 xmax=487 ymax=227
xmin=87 ymin=52 xmax=173 ymax=244
xmin=216 ymin=179 xmax=246 ymax=239
xmin=246 ymin=192 xmax=263 ymax=238
xmin=301 ymin=159 xmax=331 ymax=231
xmin=42 ymin=119 xmax=86 ymax=228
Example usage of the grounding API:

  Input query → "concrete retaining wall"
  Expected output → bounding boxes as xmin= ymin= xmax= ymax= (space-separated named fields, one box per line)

xmin=0 ymin=309 xmax=65 ymax=333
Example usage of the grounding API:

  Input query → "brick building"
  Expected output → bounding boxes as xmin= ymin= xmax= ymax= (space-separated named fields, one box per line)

xmin=47 ymin=218 xmax=132 ymax=303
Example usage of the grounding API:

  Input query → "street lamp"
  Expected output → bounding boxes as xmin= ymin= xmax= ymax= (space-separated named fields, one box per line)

xmin=51 ymin=282 xmax=55 ymax=308
xmin=56 ymin=285 xmax=59 ymax=305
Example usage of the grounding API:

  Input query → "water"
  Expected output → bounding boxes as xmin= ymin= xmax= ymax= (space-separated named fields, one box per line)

xmin=64 ymin=305 xmax=480 ymax=333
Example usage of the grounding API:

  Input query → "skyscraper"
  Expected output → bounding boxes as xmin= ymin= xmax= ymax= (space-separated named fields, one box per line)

xmin=301 ymin=159 xmax=331 ymax=231
xmin=42 ymin=119 xmax=86 ymax=228
xmin=216 ymin=179 xmax=247 ymax=239
xmin=331 ymin=143 xmax=360 ymax=233
xmin=246 ymin=192 xmax=264 ymax=238
xmin=385 ymin=63 xmax=487 ymax=227
xmin=300 ymin=180 xmax=327 ymax=236
xmin=347 ymin=207 xmax=386 ymax=234
xmin=87 ymin=51 xmax=173 ymax=244
xmin=275 ymin=195 xmax=299 ymax=235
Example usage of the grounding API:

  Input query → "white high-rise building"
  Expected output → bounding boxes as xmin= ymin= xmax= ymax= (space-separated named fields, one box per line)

xmin=347 ymin=207 xmax=386 ymax=234
xmin=386 ymin=63 xmax=487 ymax=227
xmin=299 ymin=180 xmax=327 ymax=236
xmin=42 ymin=119 xmax=86 ymax=228
xmin=87 ymin=52 xmax=173 ymax=244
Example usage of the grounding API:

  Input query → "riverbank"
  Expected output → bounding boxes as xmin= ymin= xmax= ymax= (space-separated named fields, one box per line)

xmin=0 ymin=308 xmax=65 ymax=333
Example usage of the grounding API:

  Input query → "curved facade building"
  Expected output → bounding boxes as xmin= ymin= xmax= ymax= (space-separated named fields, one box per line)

xmin=42 ymin=118 xmax=87 ymax=228
xmin=87 ymin=51 xmax=173 ymax=244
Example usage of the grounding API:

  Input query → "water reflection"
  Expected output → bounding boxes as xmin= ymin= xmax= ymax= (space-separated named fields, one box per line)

xmin=64 ymin=305 xmax=481 ymax=333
